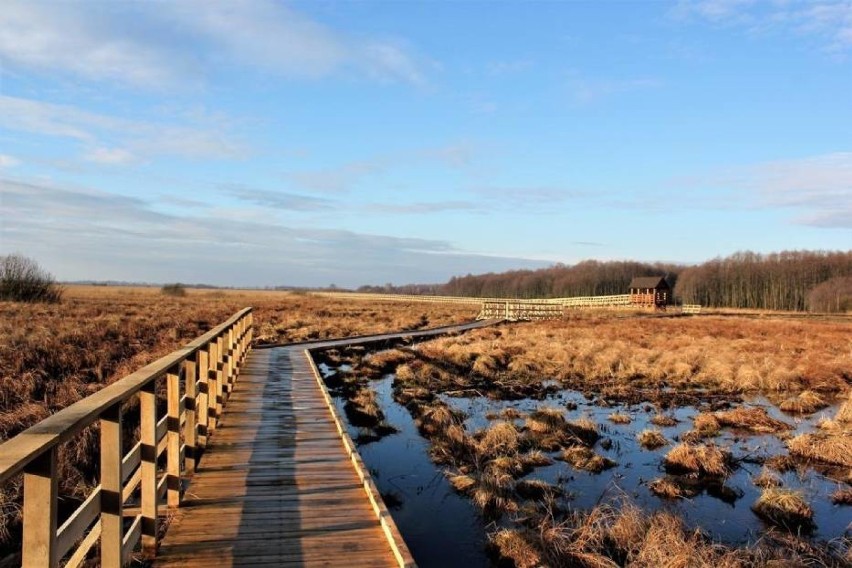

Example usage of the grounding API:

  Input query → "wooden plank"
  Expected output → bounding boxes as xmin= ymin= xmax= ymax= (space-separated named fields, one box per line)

xmin=140 ymin=381 xmax=158 ymax=556
xmin=56 ymin=486 xmax=100 ymax=561
xmin=183 ymin=359 xmax=197 ymax=474
xmin=166 ymin=370 xmax=181 ymax=508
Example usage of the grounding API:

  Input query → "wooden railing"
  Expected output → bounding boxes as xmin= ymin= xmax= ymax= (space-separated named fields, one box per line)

xmin=0 ymin=308 xmax=253 ymax=567
xmin=478 ymin=300 xmax=564 ymax=321
xmin=682 ymin=304 xmax=702 ymax=314
xmin=561 ymin=294 xmax=631 ymax=308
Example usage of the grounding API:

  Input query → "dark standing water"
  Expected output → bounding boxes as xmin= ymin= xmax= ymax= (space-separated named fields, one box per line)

xmin=323 ymin=364 xmax=851 ymax=566
xmin=330 ymin=374 xmax=491 ymax=567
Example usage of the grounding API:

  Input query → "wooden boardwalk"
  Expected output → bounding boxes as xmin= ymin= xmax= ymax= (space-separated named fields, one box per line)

xmin=154 ymin=347 xmax=399 ymax=567
xmin=156 ymin=321 xmax=494 ymax=567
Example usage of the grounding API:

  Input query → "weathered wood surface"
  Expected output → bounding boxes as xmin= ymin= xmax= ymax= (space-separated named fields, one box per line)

xmin=154 ymin=347 xmax=399 ymax=567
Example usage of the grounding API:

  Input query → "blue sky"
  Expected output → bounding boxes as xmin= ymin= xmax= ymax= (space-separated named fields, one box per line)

xmin=1 ymin=1 xmax=850 ymax=287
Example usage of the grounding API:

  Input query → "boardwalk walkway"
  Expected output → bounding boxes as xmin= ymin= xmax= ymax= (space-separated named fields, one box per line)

xmin=155 ymin=321 xmax=494 ymax=567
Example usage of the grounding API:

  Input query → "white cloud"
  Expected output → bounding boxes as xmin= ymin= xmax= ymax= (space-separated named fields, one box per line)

xmin=674 ymin=0 xmax=852 ymax=51
xmin=0 ymin=155 xmax=20 ymax=168
xmin=0 ymin=95 xmax=244 ymax=161
xmin=0 ymin=177 xmax=546 ymax=286
xmin=678 ymin=152 xmax=852 ymax=228
xmin=567 ymin=74 xmax=661 ymax=104
xmin=0 ymin=0 xmax=431 ymax=88
xmin=83 ymin=147 xmax=138 ymax=166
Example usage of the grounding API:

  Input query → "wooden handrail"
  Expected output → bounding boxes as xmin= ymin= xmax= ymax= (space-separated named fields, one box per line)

xmin=0 ymin=307 xmax=253 ymax=567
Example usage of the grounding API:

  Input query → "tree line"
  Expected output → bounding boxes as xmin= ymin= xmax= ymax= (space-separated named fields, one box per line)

xmin=359 ymin=250 xmax=852 ymax=312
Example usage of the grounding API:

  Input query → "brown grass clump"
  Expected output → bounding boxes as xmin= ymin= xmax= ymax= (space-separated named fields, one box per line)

xmin=448 ymin=473 xmax=477 ymax=493
xmin=607 ymin=412 xmax=631 ymax=424
xmin=477 ymin=421 xmax=520 ymax=460
xmin=752 ymin=488 xmax=814 ymax=531
xmin=566 ymin=417 xmax=599 ymax=446
xmin=836 ymin=392 xmax=852 ymax=423
xmin=515 ymin=479 xmax=562 ymax=500
xmin=780 ymin=390 xmax=829 ymax=414
xmin=753 ymin=468 xmax=783 ymax=488
xmin=831 ymin=487 xmax=852 ymax=505
xmin=787 ymin=433 xmax=852 ymax=468
xmin=713 ymin=407 xmax=792 ymax=433
xmin=520 ymin=450 xmax=554 ymax=468
xmin=648 ymin=477 xmax=695 ymax=499
xmin=692 ymin=413 xmax=721 ymax=435
xmin=765 ymin=453 xmax=797 ymax=473
xmin=500 ymin=407 xmax=525 ymax=420
xmin=489 ymin=529 xmax=542 ymax=568
xmin=560 ymin=446 xmax=616 ymax=473
xmin=650 ymin=414 xmax=678 ymax=427
xmin=664 ymin=443 xmax=731 ymax=477
xmin=526 ymin=407 xmax=565 ymax=434
xmin=637 ymin=429 xmax=668 ymax=449
xmin=472 ymin=470 xmax=517 ymax=514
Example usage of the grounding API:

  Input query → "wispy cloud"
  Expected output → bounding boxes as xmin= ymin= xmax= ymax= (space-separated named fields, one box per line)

xmin=0 ymin=95 xmax=244 ymax=162
xmin=368 ymin=201 xmax=479 ymax=214
xmin=0 ymin=177 xmax=546 ymax=286
xmin=567 ymin=74 xmax=661 ymax=104
xmin=284 ymin=143 xmax=476 ymax=194
xmin=674 ymin=152 xmax=852 ymax=228
xmin=673 ymin=0 xmax=852 ymax=52
xmin=224 ymin=184 xmax=335 ymax=211
xmin=0 ymin=154 xmax=19 ymax=168
xmin=0 ymin=0 xmax=432 ymax=88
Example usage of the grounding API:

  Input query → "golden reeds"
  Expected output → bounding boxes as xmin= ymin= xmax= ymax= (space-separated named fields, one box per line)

xmin=664 ymin=443 xmax=731 ymax=477
xmin=637 ymin=429 xmax=668 ymax=449
xmin=787 ymin=433 xmax=852 ymax=468
xmin=752 ymin=488 xmax=814 ymax=530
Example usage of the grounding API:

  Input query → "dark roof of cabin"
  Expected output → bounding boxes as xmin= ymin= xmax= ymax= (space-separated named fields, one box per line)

xmin=628 ymin=276 xmax=669 ymax=289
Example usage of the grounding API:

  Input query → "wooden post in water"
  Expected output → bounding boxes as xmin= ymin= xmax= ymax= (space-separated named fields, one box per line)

xmin=22 ymin=448 xmax=58 ymax=568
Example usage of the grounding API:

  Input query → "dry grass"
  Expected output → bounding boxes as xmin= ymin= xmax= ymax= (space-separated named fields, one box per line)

xmin=0 ymin=286 xmax=476 ymax=550
xmin=753 ymin=468 xmax=783 ymax=488
xmin=712 ymin=407 xmax=792 ymax=433
xmin=406 ymin=314 xmax=852 ymax=399
xmin=779 ymin=390 xmax=828 ymax=414
xmin=648 ymin=477 xmax=695 ymax=499
xmin=752 ymin=488 xmax=814 ymax=530
xmin=476 ymin=421 xmax=521 ymax=459
xmin=837 ymin=392 xmax=852 ymax=423
xmin=607 ymin=412 xmax=632 ymax=424
xmin=831 ymin=488 xmax=852 ymax=505
xmin=787 ymin=433 xmax=852 ymax=467
xmin=560 ymin=446 xmax=616 ymax=473
xmin=526 ymin=407 xmax=565 ymax=434
xmin=489 ymin=529 xmax=542 ymax=568
xmin=693 ymin=413 xmax=721 ymax=436
xmin=650 ymin=414 xmax=678 ymax=427
xmin=637 ymin=429 xmax=668 ymax=449
xmin=664 ymin=443 xmax=731 ymax=477
xmin=515 ymin=479 xmax=561 ymax=500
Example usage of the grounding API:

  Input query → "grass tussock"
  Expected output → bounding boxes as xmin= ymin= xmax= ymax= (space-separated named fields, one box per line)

xmin=637 ymin=429 xmax=668 ymax=449
xmin=477 ymin=421 xmax=521 ymax=460
xmin=648 ymin=477 xmax=695 ymax=499
xmin=692 ymin=413 xmax=721 ymax=436
xmin=526 ymin=407 xmax=565 ymax=434
xmin=650 ymin=414 xmax=678 ymax=427
xmin=765 ymin=453 xmax=797 ymax=473
xmin=787 ymin=433 xmax=852 ymax=468
xmin=489 ymin=529 xmax=542 ymax=568
xmin=836 ymin=392 xmax=852 ymax=424
xmin=515 ymin=479 xmax=562 ymax=500
xmin=607 ymin=412 xmax=631 ymax=424
xmin=712 ymin=407 xmax=792 ymax=433
xmin=831 ymin=488 xmax=852 ymax=505
xmin=752 ymin=488 xmax=814 ymax=531
xmin=560 ymin=446 xmax=616 ymax=473
xmin=779 ymin=390 xmax=828 ymax=414
xmin=664 ymin=443 xmax=731 ymax=477
xmin=753 ymin=468 xmax=783 ymax=488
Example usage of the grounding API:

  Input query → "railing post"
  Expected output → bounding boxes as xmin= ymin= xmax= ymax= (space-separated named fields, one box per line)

xmin=166 ymin=368 xmax=181 ymax=508
xmin=100 ymin=403 xmax=123 ymax=568
xmin=140 ymin=381 xmax=158 ymax=557
xmin=215 ymin=335 xmax=225 ymax=420
xmin=207 ymin=340 xmax=219 ymax=434
xmin=183 ymin=358 xmax=197 ymax=475
xmin=197 ymin=348 xmax=210 ymax=449
xmin=22 ymin=447 xmax=58 ymax=568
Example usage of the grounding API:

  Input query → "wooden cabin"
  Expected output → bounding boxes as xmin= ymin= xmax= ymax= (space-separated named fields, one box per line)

xmin=628 ymin=276 xmax=671 ymax=308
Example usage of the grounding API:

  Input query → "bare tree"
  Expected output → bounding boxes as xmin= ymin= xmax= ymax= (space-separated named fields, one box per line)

xmin=0 ymin=254 xmax=63 ymax=303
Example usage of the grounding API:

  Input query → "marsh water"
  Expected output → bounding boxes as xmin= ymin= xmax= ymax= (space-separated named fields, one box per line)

xmin=322 ymin=363 xmax=850 ymax=566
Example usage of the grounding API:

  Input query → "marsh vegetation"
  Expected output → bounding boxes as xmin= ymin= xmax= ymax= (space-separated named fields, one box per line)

xmin=323 ymin=312 xmax=851 ymax=566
